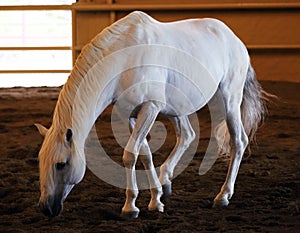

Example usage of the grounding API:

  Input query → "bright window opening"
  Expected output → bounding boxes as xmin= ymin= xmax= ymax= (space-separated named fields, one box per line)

xmin=0 ymin=0 xmax=76 ymax=87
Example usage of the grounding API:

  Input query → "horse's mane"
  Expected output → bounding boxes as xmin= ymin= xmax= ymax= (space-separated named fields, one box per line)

xmin=72 ymin=11 xmax=151 ymax=82
xmin=52 ymin=11 xmax=151 ymax=131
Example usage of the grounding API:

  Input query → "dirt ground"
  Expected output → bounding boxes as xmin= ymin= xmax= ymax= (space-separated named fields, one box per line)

xmin=0 ymin=81 xmax=299 ymax=233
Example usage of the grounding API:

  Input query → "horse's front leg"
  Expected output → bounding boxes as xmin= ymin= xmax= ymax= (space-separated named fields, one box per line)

xmin=121 ymin=150 xmax=140 ymax=218
xmin=129 ymin=118 xmax=164 ymax=212
xmin=121 ymin=101 xmax=163 ymax=218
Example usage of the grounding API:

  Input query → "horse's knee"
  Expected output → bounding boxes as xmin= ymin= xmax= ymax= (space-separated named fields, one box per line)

xmin=136 ymin=142 xmax=152 ymax=167
xmin=123 ymin=150 xmax=137 ymax=167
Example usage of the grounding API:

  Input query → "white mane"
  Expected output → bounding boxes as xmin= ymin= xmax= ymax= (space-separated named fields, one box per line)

xmin=52 ymin=11 xmax=151 ymax=135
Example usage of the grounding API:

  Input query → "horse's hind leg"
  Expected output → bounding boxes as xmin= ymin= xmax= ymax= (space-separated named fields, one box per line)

xmin=128 ymin=118 xmax=164 ymax=212
xmin=213 ymin=85 xmax=248 ymax=207
xmin=159 ymin=116 xmax=196 ymax=198
xmin=121 ymin=101 xmax=164 ymax=218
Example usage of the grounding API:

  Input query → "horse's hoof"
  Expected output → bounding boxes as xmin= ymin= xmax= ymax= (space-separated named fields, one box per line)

xmin=161 ymin=183 xmax=172 ymax=200
xmin=120 ymin=210 xmax=139 ymax=219
xmin=148 ymin=202 xmax=164 ymax=212
xmin=213 ymin=198 xmax=229 ymax=208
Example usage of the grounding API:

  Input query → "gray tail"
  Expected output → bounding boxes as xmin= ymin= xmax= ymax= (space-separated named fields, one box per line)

xmin=215 ymin=64 xmax=274 ymax=156
xmin=241 ymin=64 xmax=269 ymax=143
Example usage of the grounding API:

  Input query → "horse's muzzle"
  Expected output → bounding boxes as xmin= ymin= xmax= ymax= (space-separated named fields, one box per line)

xmin=38 ymin=197 xmax=63 ymax=218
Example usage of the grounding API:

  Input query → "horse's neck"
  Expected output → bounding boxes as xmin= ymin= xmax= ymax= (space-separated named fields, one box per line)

xmin=52 ymin=12 xmax=146 ymax=143
xmin=53 ymin=72 xmax=114 ymax=145
xmin=52 ymin=30 xmax=118 ymax=142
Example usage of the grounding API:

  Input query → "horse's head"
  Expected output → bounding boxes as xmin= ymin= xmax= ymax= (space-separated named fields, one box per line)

xmin=35 ymin=123 xmax=85 ymax=217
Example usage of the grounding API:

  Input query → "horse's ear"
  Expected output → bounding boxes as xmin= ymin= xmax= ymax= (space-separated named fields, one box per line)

xmin=66 ymin=128 xmax=73 ymax=143
xmin=35 ymin=123 xmax=48 ymax=137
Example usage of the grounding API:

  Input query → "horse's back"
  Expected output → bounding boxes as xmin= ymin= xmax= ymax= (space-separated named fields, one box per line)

xmin=86 ymin=11 xmax=248 ymax=80
xmin=77 ymin=12 xmax=250 ymax=116
xmin=117 ymin=12 xmax=248 ymax=78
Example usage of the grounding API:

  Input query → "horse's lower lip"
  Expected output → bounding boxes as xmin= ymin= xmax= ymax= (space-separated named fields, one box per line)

xmin=51 ymin=203 xmax=63 ymax=217
xmin=39 ymin=199 xmax=63 ymax=217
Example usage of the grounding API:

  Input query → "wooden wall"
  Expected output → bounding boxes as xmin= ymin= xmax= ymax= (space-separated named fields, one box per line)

xmin=72 ymin=0 xmax=300 ymax=82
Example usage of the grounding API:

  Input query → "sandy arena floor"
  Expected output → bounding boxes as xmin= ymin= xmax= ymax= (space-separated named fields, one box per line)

xmin=0 ymin=81 xmax=299 ymax=232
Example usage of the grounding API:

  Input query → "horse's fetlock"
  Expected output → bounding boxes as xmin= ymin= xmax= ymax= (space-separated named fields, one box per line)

xmin=126 ymin=189 xmax=139 ymax=199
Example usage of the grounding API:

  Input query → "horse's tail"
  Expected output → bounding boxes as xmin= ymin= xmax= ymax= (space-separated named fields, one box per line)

xmin=241 ymin=64 xmax=268 ymax=143
xmin=215 ymin=63 xmax=273 ymax=157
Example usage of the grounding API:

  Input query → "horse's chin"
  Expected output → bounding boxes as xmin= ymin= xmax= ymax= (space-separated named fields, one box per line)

xmin=39 ymin=197 xmax=63 ymax=218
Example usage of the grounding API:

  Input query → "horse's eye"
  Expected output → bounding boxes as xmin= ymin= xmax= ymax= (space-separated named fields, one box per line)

xmin=56 ymin=162 xmax=66 ymax=170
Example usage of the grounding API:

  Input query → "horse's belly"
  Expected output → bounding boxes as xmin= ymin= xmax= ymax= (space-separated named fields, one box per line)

xmin=161 ymin=82 xmax=214 ymax=116
xmin=115 ymin=63 xmax=219 ymax=117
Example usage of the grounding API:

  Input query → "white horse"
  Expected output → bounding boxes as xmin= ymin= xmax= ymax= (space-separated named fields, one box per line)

xmin=35 ymin=11 xmax=268 ymax=218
